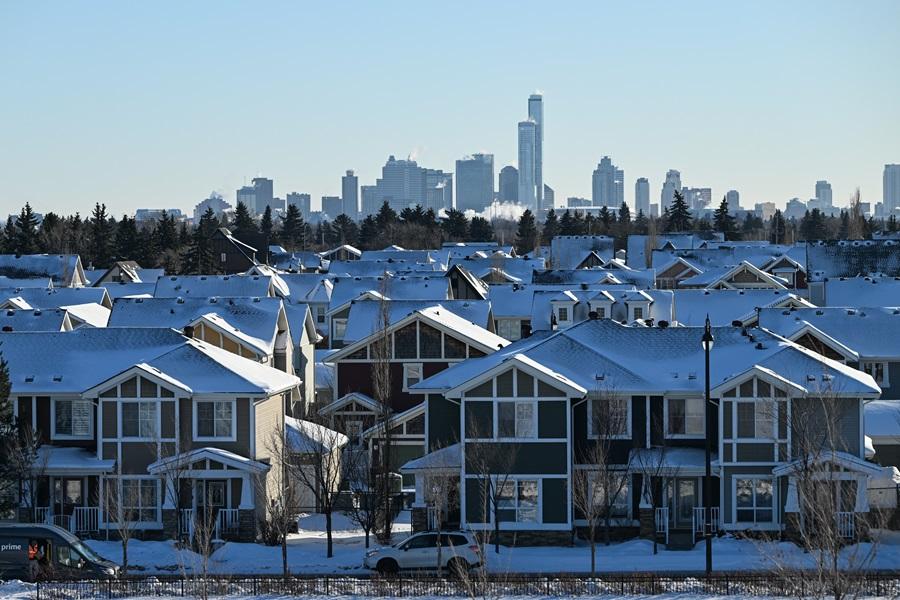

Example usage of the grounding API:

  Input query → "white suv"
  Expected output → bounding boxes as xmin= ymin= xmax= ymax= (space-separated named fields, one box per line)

xmin=364 ymin=531 xmax=481 ymax=575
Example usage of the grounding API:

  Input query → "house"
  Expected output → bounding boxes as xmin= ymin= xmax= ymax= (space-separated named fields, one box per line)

xmin=406 ymin=320 xmax=880 ymax=545
xmin=320 ymin=244 xmax=362 ymax=263
xmin=806 ymin=240 xmax=900 ymax=305
xmin=0 ymin=309 xmax=73 ymax=332
xmin=448 ymin=256 xmax=546 ymax=285
xmin=283 ymin=303 xmax=322 ymax=410
xmin=153 ymin=275 xmax=278 ymax=299
xmin=87 ymin=261 xmax=164 ymax=287
xmin=626 ymin=233 xmax=724 ymax=269
xmin=0 ymin=287 xmax=112 ymax=311
xmin=676 ymin=261 xmax=789 ymax=291
xmin=285 ymin=417 xmax=348 ymax=511
xmin=5 ymin=327 xmax=301 ymax=542
xmin=822 ymin=276 xmax=900 ymax=307
xmin=445 ymin=264 xmax=490 ymax=300
xmin=279 ymin=273 xmax=334 ymax=340
xmin=549 ymin=236 xmax=615 ymax=270
xmin=672 ymin=289 xmax=814 ymax=327
xmin=0 ymin=254 xmax=87 ymax=288
xmin=210 ymin=228 xmax=258 ymax=273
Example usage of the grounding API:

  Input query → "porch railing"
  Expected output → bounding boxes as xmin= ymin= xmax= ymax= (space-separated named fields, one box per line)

xmin=52 ymin=514 xmax=72 ymax=530
xmin=71 ymin=507 xmax=100 ymax=534
xmin=215 ymin=509 xmax=240 ymax=540
xmin=692 ymin=507 xmax=720 ymax=545
xmin=836 ymin=511 xmax=855 ymax=539
xmin=654 ymin=507 xmax=669 ymax=545
xmin=425 ymin=507 xmax=439 ymax=531
xmin=33 ymin=507 xmax=51 ymax=525
xmin=179 ymin=509 xmax=195 ymax=540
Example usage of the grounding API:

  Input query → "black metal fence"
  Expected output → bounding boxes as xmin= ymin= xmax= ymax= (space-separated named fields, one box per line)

xmin=34 ymin=572 xmax=900 ymax=599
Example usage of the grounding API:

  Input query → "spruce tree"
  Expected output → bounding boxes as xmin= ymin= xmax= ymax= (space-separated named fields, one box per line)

xmin=115 ymin=215 xmax=140 ymax=260
xmin=559 ymin=210 xmax=576 ymax=236
xmin=87 ymin=203 xmax=114 ymax=267
xmin=769 ymin=209 xmax=786 ymax=244
xmin=468 ymin=216 xmax=494 ymax=241
xmin=713 ymin=196 xmax=736 ymax=239
xmin=280 ymin=204 xmax=305 ymax=251
xmin=375 ymin=201 xmax=398 ymax=231
xmin=332 ymin=214 xmax=359 ymax=245
xmin=442 ymin=208 xmax=469 ymax=241
xmin=514 ymin=209 xmax=538 ymax=255
xmin=617 ymin=202 xmax=631 ymax=225
xmin=541 ymin=209 xmax=559 ymax=244
xmin=260 ymin=206 xmax=275 ymax=242
xmin=358 ymin=215 xmax=380 ymax=249
xmin=14 ymin=203 xmax=40 ymax=255
xmin=232 ymin=201 xmax=257 ymax=238
xmin=664 ymin=190 xmax=693 ymax=232
xmin=154 ymin=210 xmax=178 ymax=254
xmin=1 ymin=217 xmax=15 ymax=253
xmin=181 ymin=208 xmax=219 ymax=274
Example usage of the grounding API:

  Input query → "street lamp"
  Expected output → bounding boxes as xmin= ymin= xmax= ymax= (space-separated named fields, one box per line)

xmin=701 ymin=316 xmax=715 ymax=576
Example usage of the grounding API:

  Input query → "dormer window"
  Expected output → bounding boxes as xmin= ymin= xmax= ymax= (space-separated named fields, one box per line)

xmin=633 ymin=307 xmax=644 ymax=320
xmin=558 ymin=307 xmax=569 ymax=322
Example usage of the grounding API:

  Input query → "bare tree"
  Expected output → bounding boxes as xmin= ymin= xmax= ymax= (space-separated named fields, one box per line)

xmin=342 ymin=445 xmax=383 ymax=549
xmin=371 ymin=276 xmax=395 ymax=541
xmin=421 ymin=460 xmax=461 ymax=571
xmin=633 ymin=411 xmax=680 ymax=555
xmin=257 ymin=426 xmax=304 ymax=577
xmin=3 ymin=425 xmax=46 ymax=524
xmin=99 ymin=478 xmax=141 ymax=574
xmin=285 ymin=416 xmax=349 ymax=558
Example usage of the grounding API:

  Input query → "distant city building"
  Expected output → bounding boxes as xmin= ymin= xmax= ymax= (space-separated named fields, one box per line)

xmin=682 ymin=187 xmax=712 ymax=211
xmin=544 ymin=184 xmax=554 ymax=209
xmin=754 ymin=202 xmax=776 ymax=221
xmin=367 ymin=155 xmax=451 ymax=214
xmin=498 ymin=166 xmax=519 ymax=203
xmin=342 ymin=170 xmax=359 ymax=218
xmin=287 ymin=192 xmax=311 ymax=218
xmin=567 ymin=197 xmax=592 ymax=208
xmin=456 ymin=153 xmax=494 ymax=212
xmin=660 ymin=169 xmax=682 ymax=209
xmin=635 ymin=178 xmax=650 ymax=216
xmin=251 ymin=177 xmax=274 ymax=214
xmin=135 ymin=208 xmax=184 ymax=222
xmin=194 ymin=193 xmax=232 ymax=223
xmin=321 ymin=196 xmax=342 ymax=218
xmin=236 ymin=185 xmax=255 ymax=212
xmin=424 ymin=168 xmax=453 ymax=212
xmin=650 ymin=203 xmax=659 ymax=218
xmin=528 ymin=93 xmax=544 ymax=213
xmin=725 ymin=189 xmax=740 ymax=211
xmin=784 ymin=197 xmax=807 ymax=220
xmin=361 ymin=185 xmax=379 ymax=216
xmin=815 ymin=180 xmax=833 ymax=208
xmin=591 ymin=156 xmax=622 ymax=207
xmin=517 ymin=120 xmax=537 ymax=211
xmin=884 ymin=164 xmax=900 ymax=217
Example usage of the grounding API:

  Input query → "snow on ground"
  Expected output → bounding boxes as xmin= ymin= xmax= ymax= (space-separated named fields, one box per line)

xmin=77 ymin=510 xmax=900 ymax=576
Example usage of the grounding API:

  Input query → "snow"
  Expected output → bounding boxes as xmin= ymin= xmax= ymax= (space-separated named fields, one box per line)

xmin=61 ymin=302 xmax=111 ymax=327
xmin=35 ymin=446 xmax=115 ymax=474
xmin=866 ymin=400 xmax=900 ymax=438
xmin=286 ymin=416 xmax=349 ymax=453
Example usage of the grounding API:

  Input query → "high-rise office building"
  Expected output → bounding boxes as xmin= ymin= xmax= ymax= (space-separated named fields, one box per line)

xmin=815 ymin=180 xmax=833 ymax=208
xmin=456 ymin=154 xmax=494 ymax=212
xmin=886 ymin=165 xmax=900 ymax=217
xmin=660 ymin=169 xmax=682 ymax=208
xmin=194 ymin=193 xmax=232 ymax=223
xmin=236 ymin=186 xmax=256 ymax=212
xmin=528 ymin=94 xmax=544 ymax=213
xmin=725 ymin=189 xmax=740 ymax=211
xmin=544 ymin=184 xmax=554 ymax=210
xmin=251 ymin=177 xmax=274 ymax=215
xmin=424 ymin=168 xmax=453 ymax=212
xmin=517 ymin=120 xmax=537 ymax=211
xmin=361 ymin=186 xmax=379 ymax=216
xmin=635 ymin=178 xmax=650 ymax=216
xmin=341 ymin=170 xmax=359 ymax=218
xmin=591 ymin=156 xmax=622 ymax=207
xmin=373 ymin=155 xmax=427 ymax=212
xmin=498 ymin=166 xmax=519 ymax=203
xmin=683 ymin=187 xmax=712 ymax=211
xmin=287 ymin=192 xmax=311 ymax=218
xmin=322 ymin=196 xmax=342 ymax=218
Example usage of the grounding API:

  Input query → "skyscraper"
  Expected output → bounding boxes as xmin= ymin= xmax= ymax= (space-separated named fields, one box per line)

xmin=236 ymin=185 xmax=256 ymax=212
xmin=456 ymin=154 xmax=494 ymax=212
xmin=815 ymin=180 xmax=832 ymax=208
xmin=424 ymin=168 xmax=453 ymax=212
xmin=361 ymin=186 xmax=378 ymax=216
xmin=591 ymin=156 xmax=621 ymax=207
xmin=498 ymin=166 xmax=519 ymax=203
xmin=660 ymin=169 xmax=682 ymax=209
xmin=287 ymin=192 xmax=311 ymax=218
xmin=528 ymin=94 xmax=544 ymax=213
xmin=374 ymin=155 xmax=426 ymax=212
xmin=251 ymin=177 xmax=274 ymax=215
xmin=886 ymin=165 xmax=900 ymax=217
xmin=543 ymin=184 xmax=554 ymax=210
xmin=725 ymin=189 xmax=740 ymax=211
xmin=682 ymin=187 xmax=712 ymax=211
xmin=321 ymin=196 xmax=342 ymax=217
xmin=517 ymin=120 xmax=537 ymax=210
xmin=635 ymin=178 xmax=650 ymax=216
xmin=341 ymin=170 xmax=359 ymax=218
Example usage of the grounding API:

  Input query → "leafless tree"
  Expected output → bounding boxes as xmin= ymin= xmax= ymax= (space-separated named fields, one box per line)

xmin=633 ymin=410 xmax=680 ymax=555
xmin=2 ymin=425 xmax=46 ymax=523
xmin=421 ymin=459 xmax=461 ymax=571
xmin=342 ymin=445 xmax=383 ymax=549
xmin=99 ymin=478 xmax=141 ymax=574
xmin=371 ymin=276 xmax=395 ymax=541
xmin=257 ymin=426 xmax=304 ymax=577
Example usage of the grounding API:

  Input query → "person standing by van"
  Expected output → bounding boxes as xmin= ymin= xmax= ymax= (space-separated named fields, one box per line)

xmin=27 ymin=539 xmax=46 ymax=580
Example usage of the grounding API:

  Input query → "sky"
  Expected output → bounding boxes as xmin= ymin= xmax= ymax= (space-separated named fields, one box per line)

xmin=1 ymin=1 xmax=899 ymax=217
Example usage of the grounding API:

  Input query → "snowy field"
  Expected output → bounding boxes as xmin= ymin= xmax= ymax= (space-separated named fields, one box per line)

xmin=62 ymin=511 xmax=900 ymax=576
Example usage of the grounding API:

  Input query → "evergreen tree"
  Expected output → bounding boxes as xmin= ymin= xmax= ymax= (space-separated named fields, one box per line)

xmin=332 ymin=214 xmax=359 ymax=245
xmin=87 ymin=203 xmax=114 ymax=267
xmin=770 ymin=209 xmax=787 ymax=244
xmin=598 ymin=206 xmax=612 ymax=231
xmin=664 ymin=190 xmax=693 ymax=232
xmin=232 ymin=201 xmax=257 ymax=238
xmin=260 ymin=206 xmax=275 ymax=242
xmin=14 ymin=203 xmax=40 ymax=255
xmin=799 ymin=208 xmax=827 ymax=241
xmin=178 ymin=222 xmax=190 ymax=247
xmin=37 ymin=212 xmax=61 ymax=253
xmin=154 ymin=210 xmax=178 ymax=254
xmin=514 ymin=209 xmax=538 ymax=255
xmin=617 ymin=202 xmax=631 ymax=225
xmin=559 ymin=210 xmax=576 ymax=236
xmin=468 ymin=216 xmax=494 ymax=241
xmin=839 ymin=211 xmax=850 ymax=239
xmin=280 ymin=204 xmax=305 ymax=251
xmin=115 ymin=215 xmax=140 ymax=260
xmin=541 ymin=209 xmax=559 ymax=244
xmin=358 ymin=215 xmax=380 ymax=249
xmin=713 ymin=196 xmax=737 ymax=239
xmin=442 ymin=208 xmax=469 ymax=241
xmin=181 ymin=208 xmax=219 ymax=274
xmin=1 ymin=217 xmax=15 ymax=253
xmin=375 ymin=201 xmax=398 ymax=231
xmin=633 ymin=210 xmax=649 ymax=235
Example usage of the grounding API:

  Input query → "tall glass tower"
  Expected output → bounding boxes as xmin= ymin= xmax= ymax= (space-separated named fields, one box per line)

xmin=528 ymin=94 xmax=544 ymax=213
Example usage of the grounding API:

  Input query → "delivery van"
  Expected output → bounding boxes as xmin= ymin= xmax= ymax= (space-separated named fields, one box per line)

xmin=0 ymin=524 xmax=119 ymax=581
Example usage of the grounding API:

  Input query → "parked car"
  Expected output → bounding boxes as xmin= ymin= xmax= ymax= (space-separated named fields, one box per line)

xmin=0 ymin=523 xmax=119 ymax=581
xmin=364 ymin=531 xmax=481 ymax=575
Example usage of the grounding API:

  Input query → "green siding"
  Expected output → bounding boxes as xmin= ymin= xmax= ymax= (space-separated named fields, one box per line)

xmin=542 ymin=479 xmax=568 ymax=523
xmin=736 ymin=443 xmax=775 ymax=462
xmin=428 ymin=394 xmax=460 ymax=451
xmin=464 ymin=401 xmax=493 ymax=438
xmin=538 ymin=401 xmax=567 ymax=438
xmin=465 ymin=442 xmax=567 ymax=474
xmin=465 ymin=478 xmax=488 ymax=523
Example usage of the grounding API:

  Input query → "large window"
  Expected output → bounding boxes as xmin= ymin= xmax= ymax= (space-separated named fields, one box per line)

xmin=862 ymin=361 xmax=889 ymax=387
xmin=332 ymin=318 xmax=347 ymax=340
xmin=53 ymin=399 xmax=92 ymax=438
xmin=593 ymin=473 xmax=630 ymax=519
xmin=735 ymin=477 xmax=774 ymax=523
xmin=121 ymin=479 xmax=159 ymax=523
xmin=736 ymin=401 xmax=775 ymax=439
xmin=667 ymin=398 xmax=704 ymax=437
xmin=498 ymin=479 xmax=539 ymax=523
xmin=589 ymin=397 xmax=630 ymax=438
xmin=497 ymin=401 xmax=536 ymax=439
xmin=496 ymin=319 xmax=522 ymax=341
xmin=122 ymin=401 xmax=157 ymax=439
xmin=402 ymin=363 xmax=422 ymax=392
xmin=196 ymin=400 xmax=235 ymax=440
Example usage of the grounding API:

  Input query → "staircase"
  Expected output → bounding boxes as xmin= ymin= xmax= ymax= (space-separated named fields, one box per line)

xmin=666 ymin=529 xmax=695 ymax=551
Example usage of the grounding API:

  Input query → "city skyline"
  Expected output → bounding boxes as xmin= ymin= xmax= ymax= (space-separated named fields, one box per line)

xmin=1 ymin=1 xmax=899 ymax=216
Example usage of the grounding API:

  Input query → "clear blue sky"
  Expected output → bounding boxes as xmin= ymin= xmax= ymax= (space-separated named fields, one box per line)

xmin=1 ymin=1 xmax=898 ymax=217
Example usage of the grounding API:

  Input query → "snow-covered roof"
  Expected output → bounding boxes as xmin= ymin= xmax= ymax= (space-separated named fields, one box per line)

xmin=673 ymin=289 xmax=814 ymax=326
xmin=34 ymin=446 xmax=115 ymax=475
xmin=148 ymin=446 xmax=270 ymax=474
xmin=283 ymin=303 xmax=320 ymax=346
xmin=772 ymin=450 xmax=884 ymax=477
xmin=61 ymin=302 xmax=111 ymax=327
xmin=97 ymin=281 xmax=157 ymax=299
xmin=341 ymin=299 xmax=493 ymax=344
xmin=758 ymin=306 xmax=900 ymax=359
xmin=0 ymin=308 xmax=71 ymax=332
xmin=630 ymin=447 xmax=719 ymax=474
xmin=278 ymin=273 xmax=333 ymax=304
xmin=319 ymin=244 xmax=362 ymax=259
xmin=0 ymin=286 xmax=111 ymax=309
xmin=318 ymin=391 xmax=380 ymax=415
xmin=154 ymin=274 xmax=275 ymax=299
xmin=627 ymin=233 xmax=725 ymax=268
xmin=285 ymin=416 xmax=349 ymax=453
xmin=865 ymin=400 xmax=900 ymax=440
xmin=824 ymin=276 xmax=900 ymax=308
xmin=328 ymin=275 xmax=449 ymax=312
xmin=245 ymin=264 xmax=291 ymax=297
xmin=807 ymin=239 xmax=900 ymax=281
xmin=448 ymin=256 xmax=546 ymax=284
xmin=360 ymin=248 xmax=451 ymax=267
xmin=677 ymin=261 xmax=788 ymax=289
xmin=0 ymin=254 xmax=85 ymax=287
xmin=413 ymin=320 xmax=879 ymax=398
xmin=549 ymin=236 xmax=615 ymax=269
xmin=532 ymin=268 xmax=656 ymax=289
xmin=401 ymin=443 xmax=461 ymax=472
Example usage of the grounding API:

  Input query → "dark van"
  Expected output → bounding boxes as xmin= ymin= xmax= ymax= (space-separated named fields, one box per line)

xmin=0 ymin=524 xmax=119 ymax=581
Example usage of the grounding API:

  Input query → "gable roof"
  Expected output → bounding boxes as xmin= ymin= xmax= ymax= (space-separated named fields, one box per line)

xmin=153 ymin=274 xmax=275 ymax=299
xmin=673 ymin=289 xmax=814 ymax=326
xmin=807 ymin=239 xmax=900 ymax=281
xmin=341 ymin=299 xmax=493 ymax=345
xmin=824 ymin=276 xmax=900 ymax=307
xmin=0 ymin=254 xmax=85 ymax=287
xmin=148 ymin=446 xmax=270 ymax=475
xmin=0 ymin=308 xmax=71 ymax=332
xmin=0 ymin=286 xmax=112 ymax=310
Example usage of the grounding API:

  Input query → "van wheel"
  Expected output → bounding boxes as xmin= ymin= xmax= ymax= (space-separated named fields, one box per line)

xmin=447 ymin=557 xmax=469 ymax=578
xmin=376 ymin=558 xmax=399 ymax=576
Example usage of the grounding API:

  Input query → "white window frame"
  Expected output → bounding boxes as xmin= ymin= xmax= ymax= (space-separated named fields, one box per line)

xmin=496 ymin=477 xmax=541 ymax=524
xmin=735 ymin=399 xmax=775 ymax=440
xmin=402 ymin=363 xmax=423 ymax=392
xmin=496 ymin=400 xmax=538 ymax=440
xmin=120 ymin=400 xmax=159 ymax=440
xmin=193 ymin=399 xmax=237 ymax=442
xmin=591 ymin=472 xmax=631 ymax=519
xmin=496 ymin=318 xmax=522 ymax=341
xmin=666 ymin=397 xmax=705 ymax=439
xmin=51 ymin=398 xmax=94 ymax=440
xmin=332 ymin=318 xmax=348 ymax=340
xmin=588 ymin=397 xmax=631 ymax=439
xmin=118 ymin=477 xmax=161 ymax=525
xmin=631 ymin=305 xmax=645 ymax=321
xmin=861 ymin=361 xmax=889 ymax=388
xmin=733 ymin=476 xmax=776 ymax=525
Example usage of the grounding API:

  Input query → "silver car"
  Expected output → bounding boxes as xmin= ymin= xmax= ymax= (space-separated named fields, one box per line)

xmin=364 ymin=531 xmax=481 ymax=575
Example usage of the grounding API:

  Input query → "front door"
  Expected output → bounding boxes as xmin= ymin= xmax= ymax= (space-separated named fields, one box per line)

xmin=53 ymin=478 xmax=84 ymax=517
xmin=196 ymin=480 xmax=226 ymax=530
xmin=667 ymin=478 xmax=698 ymax=528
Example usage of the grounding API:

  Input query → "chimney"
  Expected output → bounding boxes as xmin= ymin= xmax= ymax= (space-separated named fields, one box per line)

xmin=657 ymin=320 xmax=669 ymax=329
xmin=183 ymin=325 xmax=195 ymax=339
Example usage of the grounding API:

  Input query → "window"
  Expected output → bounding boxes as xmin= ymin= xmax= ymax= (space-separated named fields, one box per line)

xmin=633 ymin=306 xmax=644 ymax=320
xmin=53 ymin=399 xmax=92 ymax=438
xmin=121 ymin=479 xmax=159 ymax=523
xmin=735 ymin=478 xmax=774 ymax=523
xmin=593 ymin=473 xmax=630 ymax=519
xmin=736 ymin=401 xmax=775 ymax=439
xmin=394 ymin=324 xmax=418 ymax=359
xmin=593 ymin=307 xmax=606 ymax=319
xmin=403 ymin=534 xmax=437 ymax=550
xmin=196 ymin=400 xmax=234 ymax=439
xmin=862 ymin=361 xmax=889 ymax=387
xmin=498 ymin=479 xmax=539 ymax=523
xmin=122 ymin=401 xmax=157 ymax=439
xmin=497 ymin=319 xmax=522 ymax=341
xmin=402 ymin=363 xmax=422 ymax=392
xmin=667 ymin=398 xmax=704 ymax=436
xmin=497 ymin=401 xmax=536 ymax=439
xmin=315 ymin=306 xmax=326 ymax=324
xmin=589 ymin=397 xmax=630 ymax=438
xmin=332 ymin=318 xmax=347 ymax=340
xmin=557 ymin=307 xmax=569 ymax=322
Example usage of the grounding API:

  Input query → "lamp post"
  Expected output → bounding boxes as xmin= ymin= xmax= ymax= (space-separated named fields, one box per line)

xmin=701 ymin=316 xmax=715 ymax=576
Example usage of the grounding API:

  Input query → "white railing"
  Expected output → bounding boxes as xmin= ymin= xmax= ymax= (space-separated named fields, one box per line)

xmin=692 ymin=507 xmax=722 ymax=545
xmin=655 ymin=507 xmax=669 ymax=545
xmin=179 ymin=509 xmax=195 ymax=539
xmin=836 ymin=511 xmax=855 ymax=539
xmin=33 ymin=507 xmax=51 ymax=524
xmin=72 ymin=507 xmax=100 ymax=533
xmin=426 ymin=507 xmax=439 ymax=531
xmin=216 ymin=508 xmax=240 ymax=538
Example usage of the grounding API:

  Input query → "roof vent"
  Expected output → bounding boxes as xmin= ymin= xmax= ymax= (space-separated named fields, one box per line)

xmin=815 ymin=310 xmax=824 ymax=315
xmin=52 ymin=375 xmax=62 ymax=382
xmin=5 ymin=310 xmax=12 ymax=316
xmin=135 ymin=298 xmax=143 ymax=304
xmin=200 ymin=276 xmax=207 ymax=281
xmin=169 ymin=309 xmax=175 ymax=314
xmin=807 ymin=375 xmax=816 ymax=382
xmin=588 ymin=311 xmax=599 ymax=320
xmin=732 ymin=320 xmax=743 ymax=327
xmin=1 ymin=326 xmax=12 ymax=332
xmin=755 ymin=342 xmax=765 ymax=350
xmin=210 ymin=297 xmax=218 ymax=303
xmin=688 ymin=372 xmax=697 ymax=380
xmin=846 ymin=309 xmax=856 ymax=315
xmin=253 ymin=297 xmax=261 ymax=303
xmin=176 ymin=297 xmax=185 ymax=304
xmin=24 ymin=376 xmax=34 ymax=383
